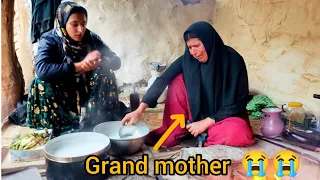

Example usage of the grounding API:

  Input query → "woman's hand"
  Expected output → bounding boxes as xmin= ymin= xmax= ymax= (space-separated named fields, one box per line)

xmin=82 ymin=50 xmax=101 ymax=70
xmin=121 ymin=103 xmax=149 ymax=126
xmin=186 ymin=117 xmax=215 ymax=137
xmin=75 ymin=50 xmax=102 ymax=73
xmin=121 ymin=110 xmax=142 ymax=126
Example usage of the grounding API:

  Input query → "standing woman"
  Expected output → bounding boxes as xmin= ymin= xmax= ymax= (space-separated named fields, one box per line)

xmin=26 ymin=1 xmax=124 ymax=135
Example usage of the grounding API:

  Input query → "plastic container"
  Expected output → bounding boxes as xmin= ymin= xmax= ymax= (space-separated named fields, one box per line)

xmin=316 ymin=115 xmax=320 ymax=132
xmin=283 ymin=102 xmax=305 ymax=124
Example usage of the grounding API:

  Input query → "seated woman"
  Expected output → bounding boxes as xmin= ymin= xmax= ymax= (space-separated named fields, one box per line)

xmin=121 ymin=21 xmax=256 ymax=148
xmin=26 ymin=2 xmax=125 ymax=136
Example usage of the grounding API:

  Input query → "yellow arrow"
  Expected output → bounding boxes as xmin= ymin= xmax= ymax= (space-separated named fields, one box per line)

xmin=253 ymin=176 xmax=267 ymax=180
xmin=153 ymin=114 xmax=185 ymax=151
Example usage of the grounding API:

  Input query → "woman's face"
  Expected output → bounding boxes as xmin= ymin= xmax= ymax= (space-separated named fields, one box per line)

xmin=186 ymin=38 xmax=208 ymax=63
xmin=66 ymin=13 xmax=87 ymax=42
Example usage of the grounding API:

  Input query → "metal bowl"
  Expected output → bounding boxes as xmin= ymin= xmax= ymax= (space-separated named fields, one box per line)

xmin=93 ymin=121 xmax=150 ymax=156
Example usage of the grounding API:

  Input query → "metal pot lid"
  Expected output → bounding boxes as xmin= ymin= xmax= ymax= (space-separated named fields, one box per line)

xmin=44 ymin=132 xmax=110 ymax=163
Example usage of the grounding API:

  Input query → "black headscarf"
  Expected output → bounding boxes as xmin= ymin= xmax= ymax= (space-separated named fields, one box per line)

xmin=182 ymin=21 xmax=249 ymax=122
xmin=56 ymin=1 xmax=90 ymax=63
xmin=55 ymin=1 xmax=92 ymax=111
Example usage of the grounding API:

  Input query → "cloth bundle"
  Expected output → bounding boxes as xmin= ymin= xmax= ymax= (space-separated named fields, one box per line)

xmin=246 ymin=94 xmax=276 ymax=119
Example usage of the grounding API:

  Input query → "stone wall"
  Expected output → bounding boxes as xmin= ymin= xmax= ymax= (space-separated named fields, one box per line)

xmin=79 ymin=0 xmax=320 ymax=115
xmin=76 ymin=0 xmax=217 ymax=85
xmin=213 ymin=0 xmax=320 ymax=116
xmin=15 ymin=0 xmax=320 ymax=116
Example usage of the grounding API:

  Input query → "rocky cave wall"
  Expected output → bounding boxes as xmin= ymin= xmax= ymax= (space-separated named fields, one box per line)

xmin=78 ymin=0 xmax=320 ymax=116
xmin=213 ymin=0 xmax=320 ymax=116
xmin=15 ymin=0 xmax=319 ymax=117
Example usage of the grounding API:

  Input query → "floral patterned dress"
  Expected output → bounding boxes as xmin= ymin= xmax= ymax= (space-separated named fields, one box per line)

xmin=26 ymin=67 xmax=121 ymax=136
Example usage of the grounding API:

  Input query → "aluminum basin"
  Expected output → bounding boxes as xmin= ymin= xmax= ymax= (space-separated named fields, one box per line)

xmin=93 ymin=121 xmax=150 ymax=156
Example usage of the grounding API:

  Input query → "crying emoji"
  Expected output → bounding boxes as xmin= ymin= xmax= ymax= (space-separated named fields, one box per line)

xmin=273 ymin=150 xmax=300 ymax=178
xmin=242 ymin=150 xmax=268 ymax=178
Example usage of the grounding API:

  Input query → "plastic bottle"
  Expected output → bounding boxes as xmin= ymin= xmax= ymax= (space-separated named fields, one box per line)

xmin=130 ymin=86 xmax=140 ymax=112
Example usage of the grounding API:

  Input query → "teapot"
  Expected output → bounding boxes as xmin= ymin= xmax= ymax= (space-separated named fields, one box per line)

xmin=260 ymin=108 xmax=284 ymax=137
xmin=147 ymin=62 xmax=167 ymax=103
xmin=149 ymin=62 xmax=166 ymax=72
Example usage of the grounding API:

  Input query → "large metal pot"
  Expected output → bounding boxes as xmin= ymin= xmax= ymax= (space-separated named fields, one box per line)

xmin=44 ymin=132 xmax=111 ymax=180
xmin=93 ymin=121 xmax=150 ymax=156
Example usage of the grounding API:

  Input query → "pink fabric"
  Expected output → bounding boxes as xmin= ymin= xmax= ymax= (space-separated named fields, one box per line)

xmin=204 ymin=116 xmax=256 ymax=147
xmin=145 ymin=74 xmax=191 ymax=147
xmin=145 ymin=74 xmax=256 ymax=147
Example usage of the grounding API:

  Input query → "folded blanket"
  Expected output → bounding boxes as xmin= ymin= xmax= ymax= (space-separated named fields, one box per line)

xmin=246 ymin=94 xmax=276 ymax=119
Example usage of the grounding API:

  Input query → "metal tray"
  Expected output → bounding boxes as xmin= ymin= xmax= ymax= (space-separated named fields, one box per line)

xmin=9 ymin=129 xmax=52 ymax=162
